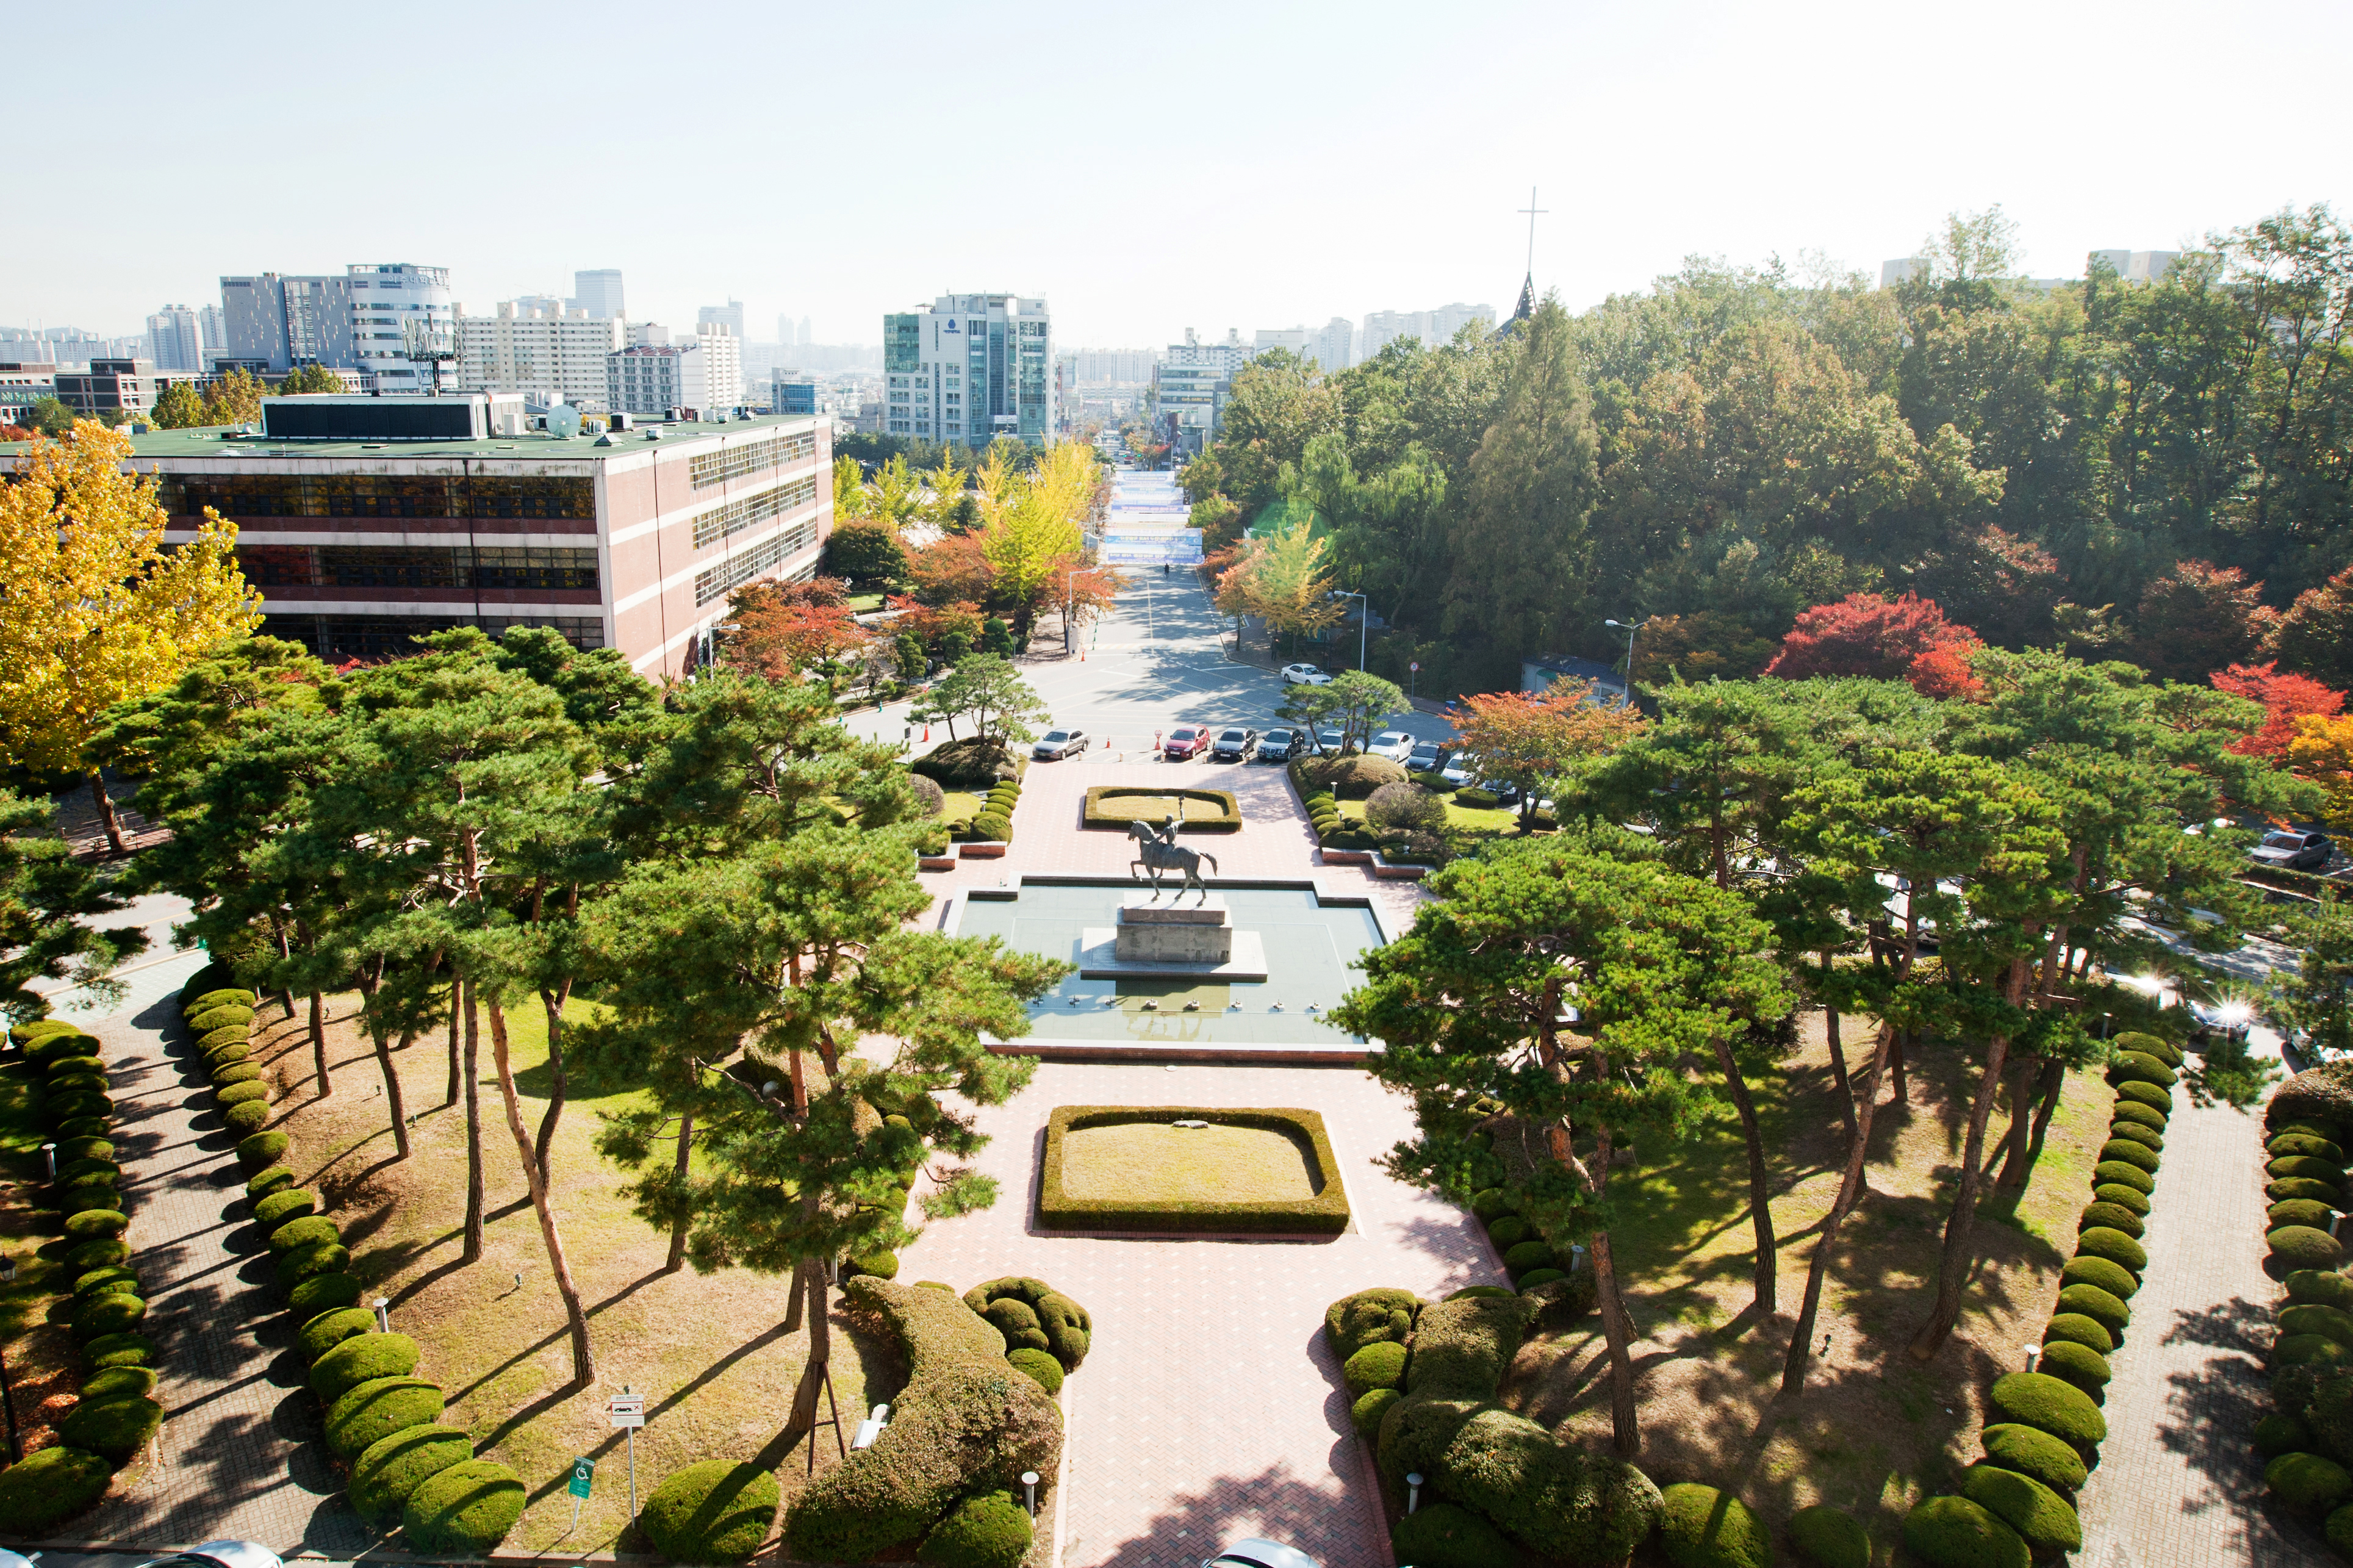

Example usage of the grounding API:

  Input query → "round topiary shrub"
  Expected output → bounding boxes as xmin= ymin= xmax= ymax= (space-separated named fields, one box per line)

xmin=1961 ymin=1464 xmax=2082 ymax=1552
xmin=2268 ymin=1450 xmax=2353 ymax=1514
xmin=403 ymin=1458 xmax=526 ymax=1555
xmin=2258 ymin=1412 xmax=2317 ymax=1456
xmin=276 ymin=1240 xmax=352 ymax=1290
xmin=47 ymin=1071 xmax=110 ymax=1096
xmin=222 ymin=1099 xmax=271 ymax=1135
xmin=638 ymin=1458 xmax=782 ymax=1565
xmin=236 ymin=1130 xmax=289 ymax=1170
xmin=1367 ymin=782 xmax=1448 ymax=836
xmin=59 ymin=1394 xmax=163 ymax=1461
xmin=1902 ymin=1494 xmax=2028 ymax=1568
xmin=981 ymin=1296 xmax=1049 ymax=1353
xmin=61 ymin=1187 xmax=123 ymax=1218
xmin=1486 ymin=1214 xmax=1531 ymax=1249
xmin=2110 ymin=1051 xmax=2177 ymax=1088
xmin=216 ymin=1081 xmax=270 ymax=1109
xmin=1345 ymin=1339 xmax=1408 ymax=1395
xmin=2291 ymin=1271 xmax=2353 ymax=1309
xmin=1352 ymin=1386 xmax=1403 ymax=1438
xmin=1502 ymin=1239 xmax=1554 ymax=1274
xmin=198 ymin=1026 xmax=248 ymax=1054
xmin=2332 ymin=1502 xmax=2353 ymax=1558
xmin=1979 ymin=1423 xmax=2088 ymax=1492
xmin=2042 ymin=1314 xmax=2116 ymax=1355
xmin=82 ymin=1331 xmax=155 ymax=1369
xmin=2114 ymin=1030 xmax=2182 ymax=1066
xmin=2056 ymin=1284 xmax=2131 ymax=1337
xmin=2080 ymin=1201 xmax=2146 ymax=1239
xmin=2272 ymin=1334 xmax=2349 ymax=1369
xmin=2099 ymin=1138 xmax=2160 ymax=1174
xmin=82 ymin=1365 xmax=157 ymax=1403
xmin=312 ymin=1332 xmax=422 ymax=1404
xmin=66 ymin=1237 xmax=128 ymax=1272
xmin=1445 ymin=1285 xmax=1516 ymax=1301
xmin=2094 ymin=1160 xmax=2155 ymax=1195
xmin=2271 ymin=1133 xmax=2347 ymax=1162
xmin=2038 ymin=1339 xmax=2111 ymax=1395
xmin=1470 ymin=1188 xmax=1515 ymax=1221
xmin=1988 ymin=1372 xmax=2107 ymax=1447
xmin=2272 ymin=1226 xmax=2347 ymax=1271
xmin=56 ymin=1135 xmax=114 ymax=1164
xmin=187 ymin=1004 xmax=254 ymax=1034
xmin=247 ymin=1165 xmax=296 ymax=1199
xmin=301 ymin=1306 xmax=381 ymax=1363
xmin=1006 ymin=1347 xmax=1064 ymax=1395
xmin=2062 ymin=1254 xmax=2141 ymax=1301
xmin=327 ymin=1376 xmax=447 ymax=1458
xmin=56 ymin=1117 xmax=112 ymax=1141
xmin=1034 ymin=1290 xmax=1091 ymax=1368
xmin=270 ymin=1214 xmax=340 ymax=1254
xmin=2108 ymin=1120 xmax=2163 ymax=1152
xmin=213 ymin=1063 xmax=262 ymax=1089
xmin=254 ymin=1189 xmax=318 ymax=1229
xmin=2287 ymin=1304 xmax=2353 ymax=1351
xmin=2078 ymin=1226 xmax=2150 ymax=1274
xmin=2116 ymin=1080 xmax=2174 ymax=1113
xmin=2273 ymin=1156 xmax=2347 ymax=1182
xmin=352 ymin=1424 xmax=474 ymax=1523
xmin=916 ymin=1489 xmax=1032 ymax=1568
xmin=843 ymin=1250 xmax=900 ymax=1281
xmin=1515 ymin=1267 xmax=1567 ymax=1292
xmin=0 ymin=1444 xmax=115 ymax=1534
xmin=73 ymin=1265 xmax=139 ymax=1298
xmin=1390 ymin=1501 xmax=1518 ymax=1568
xmin=968 ymin=812 xmax=1011 ymax=843
xmin=1656 ymin=1483 xmax=1770 ymax=1568
xmin=72 ymin=1292 xmax=146 ymax=1342
xmin=1786 ymin=1503 xmax=1869 ymax=1568
xmin=2112 ymin=1100 xmax=2168 ymax=1132
xmin=2094 ymin=1182 xmax=2152 ymax=1215
xmin=291 ymin=1271 xmax=365 ymax=1318
xmin=204 ymin=1041 xmax=251 ymax=1068
xmin=2271 ymin=1199 xmax=2338 ymax=1232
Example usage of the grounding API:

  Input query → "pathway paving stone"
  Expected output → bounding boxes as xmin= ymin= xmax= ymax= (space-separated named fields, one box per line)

xmin=899 ymin=1062 xmax=1501 ymax=1568
xmin=2074 ymin=1092 xmax=2329 ymax=1568
xmin=57 ymin=949 xmax=372 ymax=1555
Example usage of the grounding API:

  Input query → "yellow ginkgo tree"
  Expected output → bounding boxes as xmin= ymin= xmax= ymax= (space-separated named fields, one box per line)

xmin=979 ymin=441 xmax=1096 ymax=647
xmin=0 ymin=422 xmax=259 ymax=853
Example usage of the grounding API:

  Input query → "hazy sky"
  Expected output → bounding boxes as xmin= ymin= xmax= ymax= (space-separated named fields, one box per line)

xmin=12 ymin=0 xmax=2348 ymax=349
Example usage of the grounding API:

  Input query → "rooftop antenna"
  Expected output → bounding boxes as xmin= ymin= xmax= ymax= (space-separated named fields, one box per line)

xmin=1514 ymin=186 xmax=1548 ymax=322
xmin=402 ymin=316 xmax=461 ymax=396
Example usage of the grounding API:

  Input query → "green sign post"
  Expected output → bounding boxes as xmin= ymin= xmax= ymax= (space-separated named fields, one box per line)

xmin=567 ymin=1455 xmax=594 ymax=1532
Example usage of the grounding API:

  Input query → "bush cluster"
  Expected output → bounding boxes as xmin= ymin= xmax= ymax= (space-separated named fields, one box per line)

xmin=1903 ymin=1057 xmax=2177 ymax=1559
xmin=2249 ymin=1068 xmax=2353 ymax=1544
xmin=641 ymin=1459 xmax=782 ymax=1564
xmin=953 ymin=775 xmax=1022 ymax=843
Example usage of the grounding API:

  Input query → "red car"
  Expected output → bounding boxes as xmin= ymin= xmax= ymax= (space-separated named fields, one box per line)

xmin=1163 ymin=725 xmax=1210 ymax=760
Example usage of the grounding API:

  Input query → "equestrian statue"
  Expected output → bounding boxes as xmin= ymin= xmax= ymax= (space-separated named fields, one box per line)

xmin=1126 ymin=815 xmax=1218 ymax=903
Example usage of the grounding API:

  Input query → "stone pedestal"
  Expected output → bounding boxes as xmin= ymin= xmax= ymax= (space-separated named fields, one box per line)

xmin=1079 ymin=893 xmax=1267 ymax=980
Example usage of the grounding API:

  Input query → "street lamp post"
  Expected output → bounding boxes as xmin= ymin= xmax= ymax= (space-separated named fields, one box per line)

xmin=1603 ymin=617 xmax=1650 ymax=705
xmin=1333 ymin=590 xmax=1370 ymax=672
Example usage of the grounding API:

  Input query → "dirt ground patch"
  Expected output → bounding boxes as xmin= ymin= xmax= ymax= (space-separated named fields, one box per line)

xmin=1059 ymin=1121 xmax=1320 ymax=1202
xmin=1504 ymin=1011 xmax=2108 ymax=1558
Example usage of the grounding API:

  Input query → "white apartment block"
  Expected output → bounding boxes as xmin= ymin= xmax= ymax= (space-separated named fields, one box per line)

xmin=1069 ymin=347 xmax=1157 ymax=384
xmin=1308 ymin=317 xmax=1355 ymax=373
xmin=1360 ymin=303 xmax=1496 ymax=359
xmin=456 ymin=302 xmax=627 ymax=409
xmin=146 ymin=305 xmax=203 ymax=372
xmin=605 ymin=325 xmax=743 ymax=419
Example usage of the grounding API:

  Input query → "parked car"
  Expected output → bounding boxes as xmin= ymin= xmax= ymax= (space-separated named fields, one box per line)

xmin=1279 ymin=663 xmax=1333 ymax=685
xmin=2251 ymin=829 xmax=2335 ymax=872
xmin=1163 ymin=724 xmax=1212 ymax=760
xmin=1367 ymin=730 xmax=1414 ymax=763
xmin=1315 ymin=727 xmax=1347 ymax=754
xmin=1032 ymin=727 xmax=1090 ymax=760
xmin=1406 ymin=741 xmax=1445 ymax=773
xmin=1440 ymin=750 xmax=1476 ymax=787
xmin=1202 ymin=1541 xmax=1320 ymax=1568
xmin=2187 ymin=997 xmax=2256 ymax=1046
xmin=1259 ymin=727 xmax=1299 ymax=761
xmin=1210 ymin=727 xmax=1259 ymax=761
xmin=141 ymin=1545 xmax=284 ymax=1568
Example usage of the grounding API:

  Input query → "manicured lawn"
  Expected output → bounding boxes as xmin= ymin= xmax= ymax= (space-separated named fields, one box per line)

xmin=939 ymin=790 xmax=984 ymax=825
xmin=1332 ymin=796 xmax=1521 ymax=835
xmin=846 ymin=593 xmax=886 ymax=613
xmin=1058 ymin=1122 xmax=1320 ymax=1203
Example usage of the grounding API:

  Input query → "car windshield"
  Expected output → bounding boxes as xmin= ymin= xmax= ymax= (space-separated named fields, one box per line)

xmin=1041 ymin=731 xmax=1068 ymax=743
xmin=1266 ymin=729 xmax=1291 ymax=741
xmin=2263 ymin=832 xmax=2305 ymax=848
xmin=1219 ymin=730 xmax=1246 ymax=742
xmin=1173 ymin=728 xmax=1200 ymax=739
xmin=1410 ymin=744 xmax=1439 ymax=758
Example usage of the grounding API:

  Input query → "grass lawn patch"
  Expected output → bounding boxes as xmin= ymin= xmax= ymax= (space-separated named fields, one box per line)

xmin=1036 ymin=1105 xmax=1348 ymax=1234
xmin=939 ymin=791 xmax=984 ymax=827
xmin=1081 ymin=786 xmax=1241 ymax=831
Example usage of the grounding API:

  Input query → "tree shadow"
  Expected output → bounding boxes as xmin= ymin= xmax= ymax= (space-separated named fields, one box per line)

xmin=1091 ymin=1458 xmax=1378 ymax=1568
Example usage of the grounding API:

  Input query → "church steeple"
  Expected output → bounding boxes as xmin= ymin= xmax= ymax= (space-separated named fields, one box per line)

xmin=1513 ymin=186 xmax=1546 ymax=323
xmin=1512 ymin=272 xmax=1535 ymax=322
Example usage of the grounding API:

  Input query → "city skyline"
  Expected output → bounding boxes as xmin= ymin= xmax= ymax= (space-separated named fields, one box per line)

xmin=9 ymin=1 xmax=2344 ymax=350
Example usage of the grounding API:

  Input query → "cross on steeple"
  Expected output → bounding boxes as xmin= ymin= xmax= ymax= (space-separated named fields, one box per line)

xmin=1514 ymin=186 xmax=1547 ymax=322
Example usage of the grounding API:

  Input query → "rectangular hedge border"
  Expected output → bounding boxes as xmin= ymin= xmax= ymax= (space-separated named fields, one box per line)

xmin=1037 ymin=1104 xmax=1349 ymax=1234
xmin=1081 ymin=786 xmax=1242 ymax=832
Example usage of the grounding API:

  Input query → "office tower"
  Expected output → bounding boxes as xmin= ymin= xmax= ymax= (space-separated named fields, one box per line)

xmin=196 ymin=304 xmax=224 ymax=354
xmin=218 ymin=264 xmax=451 ymax=389
xmin=798 ymin=315 xmax=813 ymax=345
xmin=698 ymin=300 xmax=746 ymax=342
xmin=572 ymin=268 xmax=625 ymax=318
xmin=776 ymin=314 xmax=798 ymax=348
xmin=145 ymin=305 xmax=203 ymax=372
xmin=879 ymin=293 xmax=1054 ymax=446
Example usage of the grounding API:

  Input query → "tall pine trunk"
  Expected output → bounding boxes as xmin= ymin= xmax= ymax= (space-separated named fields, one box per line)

xmin=533 ymin=982 xmax=573 ymax=1178
xmin=664 ymin=1108 xmax=694 ymax=1273
xmin=1712 ymin=1037 xmax=1776 ymax=1314
xmin=1908 ymin=1030 xmax=2013 ymax=1360
xmin=1781 ymin=1022 xmax=1895 ymax=1395
xmin=461 ymin=980 xmax=485 ymax=1265
xmin=376 ymin=1027 xmax=412 ymax=1160
xmin=307 ymin=991 xmax=333 ymax=1097
xmin=778 ymin=1258 xmax=833 ymax=1451
xmin=86 ymin=772 xmax=126 ymax=857
xmin=1821 ymin=954 xmax=1856 ymax=1149
xmin=1592 ymin=1226 xmax=1640 ymax=1458
xmin=488 ymin=998 xmax=595 ymax=1387
xmin=2024 ymin=1059 xmax=2066 ymax=1168
xmin=444 ymin=986 xmax=462 ymax=1108
xmin=1994 ymin=1055 xmax=2042 ymax=1187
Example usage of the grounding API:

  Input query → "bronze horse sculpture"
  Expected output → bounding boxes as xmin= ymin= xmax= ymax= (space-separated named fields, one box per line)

xmin=1127 ymin=816 xmax=1218 ymax=903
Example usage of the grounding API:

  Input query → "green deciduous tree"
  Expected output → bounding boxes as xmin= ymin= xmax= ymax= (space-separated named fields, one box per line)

xmin=0 ymin=789 xmax=146 ymax=1025
xmin=2277 ymin=904 xmax=2353 ymax=1063
xmin=911 ymin=653 xmax=1046 ymax=749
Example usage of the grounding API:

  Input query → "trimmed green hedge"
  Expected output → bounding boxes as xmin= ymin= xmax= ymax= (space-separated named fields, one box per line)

xmin=73 ymin=1265 xmax=139 ymax=1298
xmin=2057 ymin=1283 xmax=2131 ymax=1337
xmin=311 ymin=1332 xmax=420 ymax=1404
xmin=247 ymin=1165 xmax=296 ymax=1200
xmin=916 ymin=1488 xmax=1032 ymax=1568
xmin=236 ymin=1130 xmax=289 ymax=1169
xmin=1390 ymin=1500 xmax=1517 ymax=1568
xmin=2272 ymin=1155 xmax=2346 ymax=1182
xmin=82 ymin=1331 xmax=155 ymax=1369
xmin=1657 ymin=1483 xmax=1770 ymax=1568
xmin=2112 ymin=1101 xmax=2169 ymax=1132
xmin=254 ymin=1189 xmax=318 ymax=1229
xmin=1326 ymin=1286 xmax=1418 ymax=1361
xmin=300 ymin=1306 xmax=381 ymax=1363
xmin=2108 ymin=1120 xmax=2163 ymax=1152
xmin=2276 ymin=1334 xmax=2350 ymax=1369
xmin=326 ymin=1376 xmax=447 ymax=1458
xmin=1902 ymin=1494 xmax=2029 ymax=1568
xmin=1988 ymin=1372 xmax=2106 ymax=1447
xmin=2099 ymin=1138 xmax=2160 ymax=1173
xmin=2271 ymin=1133 xmax=2345 ymax=1162
xmin=2080 ymin=1201 xmax=2146 ymax=1239
xmin=2093 ymin=1160 xmax=2155 ymax=1194
xmin=1080 ymin=785 xmax=1243 ymax=831
xmin=2292 ymin=1272 xmax=2353 ymax=1310
xmin=1035 ymin=1104 xmax=1349 ymax=1234
xmin=66 ymin=1237 xmax=128 ymax=1271
xmin=1421 ymin=1405 xmax=1664 ymax=1565
xmin=290 ymin=1271 xmax=364 ymax=1317
xmin=1007 ymin=1346 xmax=1064 ymax=1395
xmin=2109 ymin=1051 xmax=2177 ymax=1088
xmin=1961 ymin=1464 xmax=2080 ymax=1552
xmin=1788 ymin=1504 xmax=1869 ymax=1568
xmin=2268 ymin=1450 xmax=2353 ymax=1514
xmin=223 ymin=1099 xmax=271 ymax=1134
xmin=83 ymin=1365 xmax=157 ymax=1402
xmin=0 ymin=1444 xmax=114 ymax=1534
xmin=72 ymin=1292 xmax=146 ymax=1341
xmin=641 ymin=1459 xmax=781 ymax=1564
xmin=2038 ymin=1339 xmax=2111 ymax=1395
xmin=2271 ymin=1199 xmax=2338 ymax=1232
xmin=1352 ymin=1386 xmax=1402 ymax=1438
xmin=2093 ymin=1182 xmax=2152 ymax=1214
xmin=2043 ymin=1313 xmax=2116 ymax=1355
xmin=59 ymin=1394 xmax=163 ymax=1461
xmin=1980 ymin=1422 xmax=2088 ymax=1491
xmin=2115 ymin=1081 xmax=2174 ymax=1113
xmin=2272 ymin=1226 xmax=2347 ymax=1271
xmin=351 ymin=1424 xmax=473 ymax=1523
xmin=2078 ymin=1226 xmax=2149 ymax=1273
xmin=2257 ymin=1412 xmax=2315 ymax=1456
xmin=1345 ymin=1340 xmax=1407 ymax=1395
xmin=216 ymin=1081 xmax=270 ymax=1109
xmin=963 ymin=1278 xmax=1091 ymax=1369
xmin=2063 ymin=1254 xmax=2141 ymax=1301
xmin=403 ymin=1458 xmax=526 ymax=1555
xmin=187 ymin=1004 xmax=255 ymax=1034
xmin=270 ymin=1215 xmax=340 ymax=1253
xmin=276 ymin=1240 xmax=352 ymax=1289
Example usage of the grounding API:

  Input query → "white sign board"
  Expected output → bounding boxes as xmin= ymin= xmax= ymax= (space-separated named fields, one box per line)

xmin=606 ymin=1395 xmax=645 ymax=1429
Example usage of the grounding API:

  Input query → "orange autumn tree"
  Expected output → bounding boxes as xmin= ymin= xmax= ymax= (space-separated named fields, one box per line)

xmin=2289 ymin=715 xmax=2353 ymax=830
xmin=2210 ymin=661 xmax=2347 ymax=760
xmin=720 ymin=577 xmax=869 ymax=683
xmin=1766 ymin=591 xmax=1984 ymax=699
xmin=1453 ymin=677 xmax=1645 ymax=829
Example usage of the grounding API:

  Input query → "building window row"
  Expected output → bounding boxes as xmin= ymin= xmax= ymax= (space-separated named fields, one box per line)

xmin=238 ymin=543 xmax=600 ymax=592
xmin=691 ymin=477 xmax=818 ymax=550
xmin=162 ymin=474 xmax=597 ymax=521
xmin=686 ymin=428 xmax=818 ymax=489
xmin=260 ymin=613 xmax=605 ymax=661
xmin=693 ymin=517 xmax=818 ymax=605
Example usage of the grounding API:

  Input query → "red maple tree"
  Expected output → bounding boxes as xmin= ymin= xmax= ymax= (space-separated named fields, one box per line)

xmin=722 ymin=577 xmax=869 ymax=682
xmin=2209 ymin=661 xmax=2348 ymax=759
xmin=1764 ymin=591 xmax=1984 ymax=698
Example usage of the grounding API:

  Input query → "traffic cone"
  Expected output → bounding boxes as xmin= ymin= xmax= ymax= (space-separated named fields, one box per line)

xmin=922 ymin=725 xmax=930 ymax=741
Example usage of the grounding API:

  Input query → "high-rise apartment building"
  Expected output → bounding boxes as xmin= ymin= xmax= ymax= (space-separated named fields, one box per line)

xmin=455 ymin=302 xmax=627 ymax=409
xmin=1069 ymin=348 xmax=1156 ymax=384
xmin=1254 ymin=326 xmax=1313 ymax=358
xmin=699 ymin=300 xmax=747 ymax=342
xmin=880 ymin=293 xmax=1054 ymax=447
xmin=196 ymin=305 xmax=224 ymax=358
xmin=218 ymin=264 xmax=453 ymax=390
xmin=1153 ymin=329 xmax=1260 ymax=455
xmin=146 ymin=305 xmax=203 ymax=372
xmin=605 ymin=325 xmax=742 ymax=418
xmin=571 ymin=269 xmax=625 ymax=318
xmin=777 ymin=314 xmax=798 ymax=348
xmin=1360 ymin=303 xmax=1496 ymax=360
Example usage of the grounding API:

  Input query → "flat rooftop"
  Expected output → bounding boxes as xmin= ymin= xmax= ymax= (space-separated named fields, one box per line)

xmin=0 ymin=412 xmax=824 ymax=462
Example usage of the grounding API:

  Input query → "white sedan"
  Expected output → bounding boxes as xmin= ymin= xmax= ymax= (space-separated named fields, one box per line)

xmin=1367 ymin=730 xmax=1415 ymax=763
xmin=1279 ymin=663 xmax=1333 ymax=685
